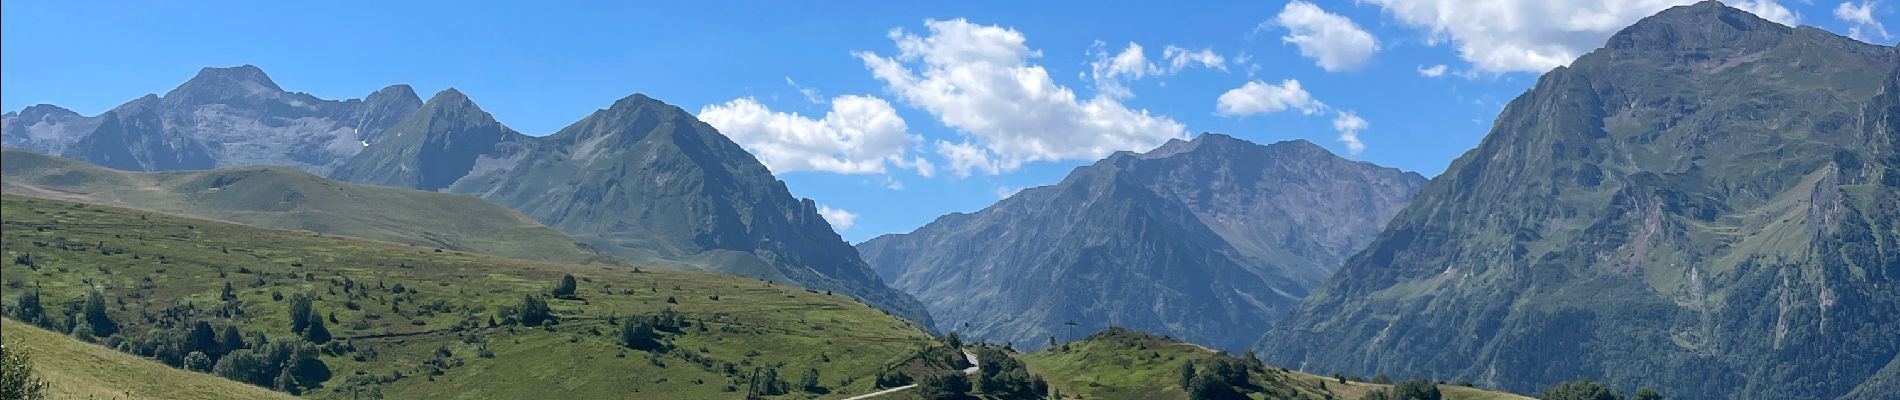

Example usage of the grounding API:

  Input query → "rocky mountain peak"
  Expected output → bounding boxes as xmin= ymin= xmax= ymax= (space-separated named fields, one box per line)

xmin=365 ymin=84 xmax=422 ymax=106
xmin=164 ymin=65 xmax=285 ymax=103
xmin=1601 ymin=0 xmax=1789 ymax=58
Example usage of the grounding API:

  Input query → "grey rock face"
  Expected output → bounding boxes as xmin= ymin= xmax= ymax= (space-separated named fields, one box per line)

xmin=2 ymin=65 xmax=422 ymax=174
xmin=858 ymin=134 xmax=1425 ymax=351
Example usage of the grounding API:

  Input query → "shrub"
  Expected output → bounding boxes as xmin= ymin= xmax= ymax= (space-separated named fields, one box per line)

xmin=1 ymin=341 xmax=48 ymax=400
xmin=915 ymin=372 xmax=970 ymax=399
xmin=1392 ymin=378 xmax=1441 ymax=400
xmin=552 ymin=274 xmax=578 ymax=299
xmin=1541 ymin=380 xmax=1624 ymax=400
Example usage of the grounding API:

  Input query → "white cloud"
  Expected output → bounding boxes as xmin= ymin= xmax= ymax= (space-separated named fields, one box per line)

xmin=994 ymin=185 xmax=1023 ymax=199
xmin=1418 ymin=64 xmax=1449 ymax=77
xmin=1086 ymin=41 xmax=1159 ymax=99
xmin=857 ymin=19 xmax=1188 ymax=177
xmin=1360 ymin=0 xmax=1799 ymax=74
xmin=1273 ymin=1 xmax=1380 ymax=71
xmin=1836 ymin=1 xmax=1893 ymax=42
xmin=1161 ymin=45 xmax=1228 ymax=73
xmin=1331 ymin=111 xmax=1369 ymax=155
xmin=935 ymin=140 xmax=1002 ymax=177
xmin=817 ymin=205 xmax=858 ymax=231
xmin=784 ymin=77 xmax=823 ymax=104
xmin=1216 ymin=79 xmax=1326 ymax=117
xmin=698 ymin=95 xmax=928 ymax=176
xmin=1734 ymin=0 xmax=1800 ymax=26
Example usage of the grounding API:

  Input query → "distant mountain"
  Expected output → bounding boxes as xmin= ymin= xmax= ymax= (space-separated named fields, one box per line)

xmin=0 ymin=148 xmax=611 ymax=265
xmin=2 ymin=65 xmax=422 ymax=174
xmin=331 ymin=90 xmax=933 ymax=326
xmin=859 ymin=134 xmax=1424 ymax=351
xmin=1258 ymin=3 xmax=1900 ymax=400
xmin=2 ymin=67 xmax=933 ymax=326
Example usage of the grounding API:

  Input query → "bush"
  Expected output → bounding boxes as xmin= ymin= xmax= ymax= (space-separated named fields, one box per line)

xmin=916 ymin=372 xmax=970 ymax=399
xmin=516 ymin=295 xmax=552 ymax=326
xmin=303 ymin=314 xmax=332 ymax=344
xmin=621 ymin=317 xmax=660 ymax=350
xmin=1 ymin=341 xmax=48 ymax=400
xmin=799 ymin=368 xmax=824 ymax=393
xmin=82 ymin=291 xmax=119 ymax=338
xmin=1634 ymin=388 xmax=1663 ymax=400
xmin=183 ymin=351 xmax=214 ymax=372
xmin=10 ymin=289 xmax=44 ymax=327
xmin=552 ymin=274 xmax=578 ymax=299
xmin=289 ymin=293 xmax=313 ymax=334
xmin=874 ymin=369 xmax=912 ymax=389
xmin=1541 ymin=380 xmax=1624 ymax=400
xmin=1391 ymin=378 xmax=1441 ymax=400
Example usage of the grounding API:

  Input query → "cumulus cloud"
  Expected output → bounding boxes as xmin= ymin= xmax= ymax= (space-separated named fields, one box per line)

xmin=698 ymin=95 xmax=930 ymax=176
xmin=1161 ymin=45 xmax=1227 ymax=73
xmin=1086 ymin=41 xmax=1159 ymax=99
xmin=1216 ymin=79 xmax=1326 ymax=117
xmin=1836 ymin=1 xmax=1892 ymax=42
xmin=1273 ymin=1 xmax=1380 ymax=71
xmin=1733 ymin=0 xmax=1800 ymax=26
xmin=1417 ymin=64 xmax=1449 ymax=77
xmin=1331 ymin=111 xmax=1369 ymax=155
xmin=1360 ymin=0 xmax=1798 ymax=74
xmin=857 ymin=19 xmax=1188 ymax=177
xmin=817 ymin=205 xmax=858 ymax=231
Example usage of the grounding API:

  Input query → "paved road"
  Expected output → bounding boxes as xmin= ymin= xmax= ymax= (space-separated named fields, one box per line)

xmin=840 ymin=349 xmax=980 ymax=400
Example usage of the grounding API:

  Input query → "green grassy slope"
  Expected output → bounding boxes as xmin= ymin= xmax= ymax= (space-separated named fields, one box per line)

xmin=0 ymin=148 xmax=612 ymax=265
xmin=2 ymin=318 xmax=295 ymax=400
xmin=0 ymin=194 xmax=934 ymax=399
xmin=1026 ymin=328 xmax=1530 ymax=400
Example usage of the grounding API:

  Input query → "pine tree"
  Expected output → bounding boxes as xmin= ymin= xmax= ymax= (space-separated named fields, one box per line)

xmin=553 ymin=274 xmax=578 ymax=298
xmin=303 ymin=313 xmax=332 ymax=344
xmin=11 ymin=288 xmax=43 ymax=326
xmin=82 ymin=291 xmax=118 ymax=338
xmin=288 ymin=293 xmax=313 ymax=334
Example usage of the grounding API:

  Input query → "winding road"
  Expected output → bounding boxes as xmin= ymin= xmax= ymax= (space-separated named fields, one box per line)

xmin=841 ymin=349 xmax=980 ymax=400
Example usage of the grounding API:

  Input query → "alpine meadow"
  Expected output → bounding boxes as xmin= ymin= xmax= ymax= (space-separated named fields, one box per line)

xmin=3 ymin=1 xmax=1895 ymax=399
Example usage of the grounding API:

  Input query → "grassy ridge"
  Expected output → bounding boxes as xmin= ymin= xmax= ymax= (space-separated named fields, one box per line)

xmin=0 ymin=148 xmax=613 ymax=265
xmin=0 ymin=194 xmax=933 ymax=399
xmin=1025 ymin=328 xmax=1530 ymax=400
xmin=2 ymin=318 xmax=295 ymax=400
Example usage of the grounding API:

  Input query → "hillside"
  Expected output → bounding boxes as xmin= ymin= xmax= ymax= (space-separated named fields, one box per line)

xmin=1024 ymin=328 xmax=1529 ymax=400
xmin=0 ymin=194 xmax=936 ymax=399
xmin=334 ymin=90 xmax=933 ymax=326
xmin=5 ymin=66 xmax=932 ymax=327
xmin=0 ymin=148 xmax=612 ymax=265
xmin=860 ymin=134 xmax=1424 ymax=351
xmin=2 ymin=318 xmax=295 ymax=400
xmin=1258 ymin=3 xmax=1900 ymax=400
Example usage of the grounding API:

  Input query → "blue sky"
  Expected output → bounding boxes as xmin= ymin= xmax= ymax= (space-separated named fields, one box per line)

xmin=3 ymin=0 xmax=1892 ymax=242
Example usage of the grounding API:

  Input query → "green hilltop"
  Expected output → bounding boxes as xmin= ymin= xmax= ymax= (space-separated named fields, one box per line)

xmin=2 ymin=318 xmax=297 ymax=400
xmin=0 ymin=194 xmax=934 ymax=399
xmin=1024 ymin=327 xmax=1531 ymax=400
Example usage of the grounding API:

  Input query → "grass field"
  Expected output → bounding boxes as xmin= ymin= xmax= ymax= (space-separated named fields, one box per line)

xmin=0 ymin=194 xmax=934 ymax=399
xmin=2 ymin=318 xmax=295 ymax=400
xmin=1025 ymin=328 xmax=1531 ymax=400
xmin=0 ymin=148 xmax=615 ymax=265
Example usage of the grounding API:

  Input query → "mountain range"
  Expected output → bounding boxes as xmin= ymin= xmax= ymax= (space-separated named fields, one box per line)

xmin=1 ymin=67 xmax=931 ymax=326
xmin=1258 ymin=3 xmax=1900 ymax=400
xmin=2 ymin=65 xmax=420 ymax=174
xmin=860 ymin=134 xmax=1425 ymax=351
